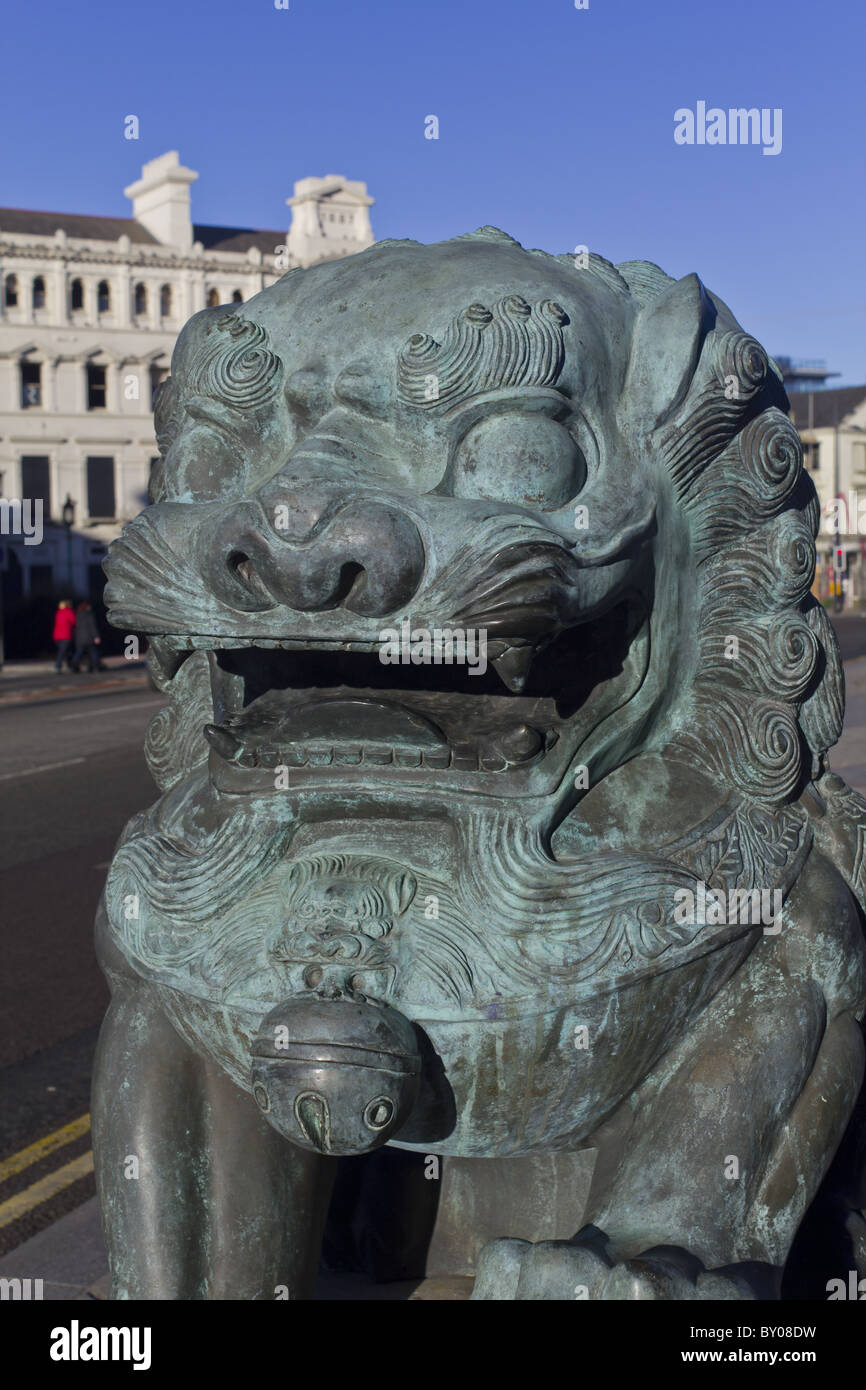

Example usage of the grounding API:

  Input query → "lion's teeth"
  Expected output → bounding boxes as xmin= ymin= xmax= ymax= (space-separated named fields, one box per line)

xmin=394 ymin=748 xmax=422 ymax=768
xmin=498 ymin=723 xmax=542 ymax=762
xmin=491 ymin=644 xmax=536 ymax=693
xmin=480 ymin=749 xmax=507 ymax=772
xmin=148 ymin=637 xmax=188 ymax=680
xmin=206 ymin=651 xmax=244 ymax=720
xmin=422 ymin=748 xmax=450 ymax=770
xmin=451 ymin=743 xmax=478 ymax=771
xmin=334 ymin=745 xmax=363 ymax=765
xmin=203 ymin=724 xmax=243 ymax=762
xmin=307 ymin=745 xmax=334 ymax=766
xmin=363 ymin=745 xmax=393 ymax=766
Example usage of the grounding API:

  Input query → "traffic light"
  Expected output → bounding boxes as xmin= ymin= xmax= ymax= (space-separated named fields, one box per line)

xmin=834 ymin=546 xmax=846 ymax=575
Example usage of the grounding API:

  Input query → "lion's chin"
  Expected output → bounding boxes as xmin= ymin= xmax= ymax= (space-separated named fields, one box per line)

xmin=147 ymin=596 xmax=649 ymax=801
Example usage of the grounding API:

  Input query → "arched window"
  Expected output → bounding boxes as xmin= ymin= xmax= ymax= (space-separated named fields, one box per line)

xmin=159 ymin=284 xmax=172 ymax=317
xmin=4 ymin=274 xmax=18 ymax=307
xmin=97 ymin=280 xmax=111 ymax=313
xmin=231 ymin=289 xmax=243 ymax=303
xmin=206 ymin=288 xmax=219 ymax=307
xmin=70 ymin=278 xmax=84 ymax=311
xmin=134 ymin=282 xmax=148 ymax=316
xmin=32 ymin=276 xmax=46 ymax=310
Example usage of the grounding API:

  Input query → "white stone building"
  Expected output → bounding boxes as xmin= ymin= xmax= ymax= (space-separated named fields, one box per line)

xmin=0 ymin=152 xmax=373 ymax=620
xmin=788 ymin=386 xmax=866 ymax=607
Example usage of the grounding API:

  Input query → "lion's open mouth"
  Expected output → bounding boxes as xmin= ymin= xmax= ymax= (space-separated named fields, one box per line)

xmin=149 ymin=598 xmax=649 ymax=796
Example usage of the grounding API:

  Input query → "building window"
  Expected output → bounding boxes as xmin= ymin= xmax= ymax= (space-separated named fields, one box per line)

xmin=134 ymin=282 xmax=147 ymax=316
xmin=4 ymin=274 xmax=18 ymax=307
xmin=231 ymin=289 xmax=243 ymax=303
xmin=97 ymin=280 xmax=111 ymax=313
xmin=87 ymin=363 xmax=107 ymax=410
xmin=150 ymin=364 xmax=170 ymax=409
xmin=159 ymin=284 xmax=172 ymax=317
xmin=86 ymin=457 xmax=116 ymax=520
xmin=70 ymin=278 xmax=84 ymax=311
xmin=20 ymin=360 xmax=42 ymax=408
xmin=32 ymin=276 xmax=46 ymax=310
xmin=803 ymin=441 xmax=821 ymax=471
xmin=206 ymin=288 xmax=219 ymax=307
xmin=21 ymin=456 xmax=51 ymax=516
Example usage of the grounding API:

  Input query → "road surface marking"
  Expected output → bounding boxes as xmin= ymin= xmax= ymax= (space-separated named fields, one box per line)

xmin=0 ymin=1113 xmax=91 ymax=1185
xmin=0 ymin=1151 xmax=94 ymax=1229
xmin=0 ymin=757 xmax=86 ymax=782
xmin=60 ymin=698 xmax=163 ymax=721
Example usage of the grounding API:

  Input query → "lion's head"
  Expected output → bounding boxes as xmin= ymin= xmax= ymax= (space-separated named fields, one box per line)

xmin=101 ymin=229 xmax=860 ymax=1156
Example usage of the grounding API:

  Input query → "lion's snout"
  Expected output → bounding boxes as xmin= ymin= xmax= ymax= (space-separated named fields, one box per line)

xmin=213 ymin=495 xmax=425 ymax=617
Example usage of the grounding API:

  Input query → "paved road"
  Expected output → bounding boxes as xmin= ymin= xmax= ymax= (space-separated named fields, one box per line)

xmin=828 ymin=613 xmax=866 ymax=663
xmin=0 ymin=676 xmax=163 ymax=1253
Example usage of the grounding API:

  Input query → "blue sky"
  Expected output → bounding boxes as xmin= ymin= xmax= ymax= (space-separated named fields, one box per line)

xmin=2 ymin=0 xmax=864 ymax=381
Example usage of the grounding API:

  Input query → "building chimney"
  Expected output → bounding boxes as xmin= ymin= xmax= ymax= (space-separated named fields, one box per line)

xmin=124 ymin=151 xmax=198 ymax=248
xmin=286 ymin=175 xmax=374 ymax=268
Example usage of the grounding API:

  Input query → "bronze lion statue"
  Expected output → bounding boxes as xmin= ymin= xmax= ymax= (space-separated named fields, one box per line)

xmin=93 ymin=228 xmax=866 ymax=1299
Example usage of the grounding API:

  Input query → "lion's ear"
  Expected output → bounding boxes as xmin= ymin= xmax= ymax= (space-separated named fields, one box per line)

xmin=625 ymin=272 xmax=714 ymax=427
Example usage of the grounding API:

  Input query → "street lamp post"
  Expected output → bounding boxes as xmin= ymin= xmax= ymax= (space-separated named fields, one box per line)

xmin=62 ymin=495 xmax=75 ymax=593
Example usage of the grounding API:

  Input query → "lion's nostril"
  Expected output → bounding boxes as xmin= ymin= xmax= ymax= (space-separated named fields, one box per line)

xmin=334 ymin=560 xmax=365 ymax=604
xmin=228 ymin=550 xmax=255 ymax=585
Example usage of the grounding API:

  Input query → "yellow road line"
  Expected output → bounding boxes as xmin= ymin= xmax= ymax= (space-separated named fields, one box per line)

xmin=0 ymin=1151 xmax=94 ymax=1229
xmin=0 ymin=1113 xmax=90 ymax=1185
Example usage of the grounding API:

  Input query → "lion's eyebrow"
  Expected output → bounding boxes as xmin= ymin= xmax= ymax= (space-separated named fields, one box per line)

xmin=397 ymin=297 xmax=569 ymax=412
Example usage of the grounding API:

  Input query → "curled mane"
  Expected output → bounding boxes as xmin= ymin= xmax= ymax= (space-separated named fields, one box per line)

xmin=578 ymin=256 xmax=845 ymax=807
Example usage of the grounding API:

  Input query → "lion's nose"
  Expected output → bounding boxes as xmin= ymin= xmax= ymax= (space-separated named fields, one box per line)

xmin=212 ymin=496 xmax=425 ymax=617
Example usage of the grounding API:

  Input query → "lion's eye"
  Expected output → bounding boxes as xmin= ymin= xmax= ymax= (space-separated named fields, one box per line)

xmin=450 ymin=414 xmax=586 ymax=510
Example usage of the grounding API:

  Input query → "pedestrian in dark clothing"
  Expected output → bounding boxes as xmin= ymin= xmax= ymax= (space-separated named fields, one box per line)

xmin=73 ymin=601 xmax=104 ymax=672
xmin=53 ymin=600 xmax=76 ymax=671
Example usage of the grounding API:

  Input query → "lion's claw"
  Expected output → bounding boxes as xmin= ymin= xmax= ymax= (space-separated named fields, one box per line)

xmin=472 ymin=1230 xmax=775 ymax=1300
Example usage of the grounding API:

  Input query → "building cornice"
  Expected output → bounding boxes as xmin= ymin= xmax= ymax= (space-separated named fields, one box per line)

xmin=0 ymin=240 xmax=285 ymax=272
xmin=5 ymin=434 xmax=70 ymax=444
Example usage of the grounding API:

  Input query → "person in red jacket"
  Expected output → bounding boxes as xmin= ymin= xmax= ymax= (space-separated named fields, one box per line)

xmin=53 ymin=600 xmax=76 ymax=672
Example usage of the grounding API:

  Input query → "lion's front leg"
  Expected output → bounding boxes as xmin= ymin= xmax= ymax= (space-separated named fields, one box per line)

xmin=92 ymin=961 xmax=335 ymax=1300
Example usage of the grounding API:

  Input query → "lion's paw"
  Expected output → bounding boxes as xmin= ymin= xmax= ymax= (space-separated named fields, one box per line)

xmin=471 ymin=1229 xmax=776 ymax=1300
